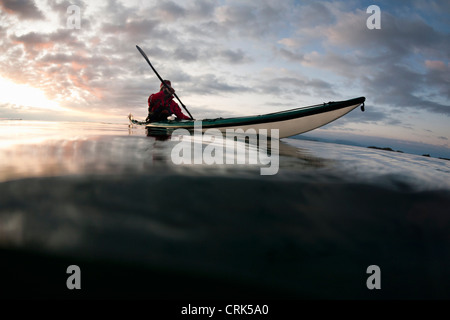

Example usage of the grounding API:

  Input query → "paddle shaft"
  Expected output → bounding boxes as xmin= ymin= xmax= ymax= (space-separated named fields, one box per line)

xmin=136 ymin=45 xmax=194 ymax=120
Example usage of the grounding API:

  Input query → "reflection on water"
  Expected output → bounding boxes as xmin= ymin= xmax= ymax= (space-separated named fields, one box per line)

xmin=0 ymin=120 xmax=129 ymax=143
xmin=0 ymin=120 xmax=449 ymax=190
xmin=0 ymin=135 xmax=326 ymax=182
xmin=0 ymin=121 xmax=333 ymax=182
xmin=285 ymin=138 xmax=450 ymax=190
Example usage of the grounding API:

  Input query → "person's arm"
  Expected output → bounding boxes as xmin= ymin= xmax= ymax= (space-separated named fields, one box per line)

xmin=173 ymin=105 xmax=191 ymax=120
xmin=172 ymin=102 xmax=192 ymax=120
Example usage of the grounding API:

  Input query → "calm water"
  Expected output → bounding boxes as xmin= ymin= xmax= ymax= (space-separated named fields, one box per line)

xmin=1 ymin=120 xmax=449 ymax=300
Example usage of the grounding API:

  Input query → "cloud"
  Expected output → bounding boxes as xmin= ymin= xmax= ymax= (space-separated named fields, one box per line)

xmin=424 ymin=60 xmax=450 ymax=100
xmin=0 ymin=1 xmax=302 ymax=117
xmin=0 ymin=0 xmax=448 ymax=126
xmin=154 ymin=1 xmax=186 ymax=21
xmin=173 ymin=46 xmax=199 ymax=62
xmin=276 ymin=4 xmax=450 ymax=117
xmin=101 ymin=19 xmax=159 ymax=37
xmin=276 ymin=47 xmax=305 ymax=63
xmin=326 ymin=9 xmax=448 ymax=60
xmin=186 ymin=74 xmax=249 ymax=95
xmin=9 ymin=28 xmax=86 ymax=58
xmin=215 ymin=2 xmax=288 ymax=38
xmin=292 ymin=1 xmax=336 ymax=28
xmin=188 ymin=0 xmax=217 ymax=19
xmin=359 ymin=63 xmax=450 ymax=116
xmin=0 ymin=0 xmax=45 ymax=20
xmin=251 ymin=72 xmax=338 ymax=100
xmin=425 ymin=60 xmax=446 ymax=71
xmin=217 ymin=49 xmax=252 ymax=64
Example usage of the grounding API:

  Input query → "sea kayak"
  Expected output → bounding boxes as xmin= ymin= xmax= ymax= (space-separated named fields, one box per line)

xmin=129 ymin=96 xmax=365 ymax=138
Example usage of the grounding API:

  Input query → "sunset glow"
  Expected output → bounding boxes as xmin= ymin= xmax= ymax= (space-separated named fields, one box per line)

xmin=0 ymin=76 xmax=65 ymax=112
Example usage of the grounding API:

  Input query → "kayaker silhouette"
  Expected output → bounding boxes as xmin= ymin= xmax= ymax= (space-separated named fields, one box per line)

xmin=146 ymin=80 xmax=191 ymax=122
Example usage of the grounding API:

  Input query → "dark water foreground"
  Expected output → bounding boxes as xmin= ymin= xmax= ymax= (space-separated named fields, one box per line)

xmin=0 ymin=122 xmax=449 ymax=303
xmin=1 ymin=173 xmax=450 ymax=301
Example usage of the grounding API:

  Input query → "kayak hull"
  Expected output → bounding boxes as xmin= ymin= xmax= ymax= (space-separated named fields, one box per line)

xmin=129 ymin=97 xmax=365 ymax=138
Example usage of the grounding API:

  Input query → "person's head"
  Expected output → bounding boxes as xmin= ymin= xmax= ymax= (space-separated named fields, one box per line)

xmin=160 ymin=80 xmax=175 ymax=95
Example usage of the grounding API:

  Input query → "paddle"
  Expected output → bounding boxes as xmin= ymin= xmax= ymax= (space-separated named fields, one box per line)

xmin=136 ymin=45 xmax=194 ymax=120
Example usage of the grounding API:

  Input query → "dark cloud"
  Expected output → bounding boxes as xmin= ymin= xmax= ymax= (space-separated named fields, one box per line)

xmin=254 ymin=75 xmax=337 ymax=99
xmin=154 ymin=1 xmax=186 ymax=21
xmin=39 ymin=52 xmax=74 ymax=64
xmin=0 ymin=25 xmax=6 ymax=42
xmin=276 ymin=4 xmax=450 ymax=117
xmin=292 ymin=1 xmax=336 ymax=28
xmin=368 ymin=13 xmax=445 ymax=58
xmin=424 ymin=61 xmax=450 ymax=100
xmin=0 ymin=0 xmax=45 ymax=20
xmin=189 ymin=0 xmax=217 ymax=19
xmin=307 ymin=79 xmax=333 ymax=91
xmin=276 ymin=47 xmax=305 ymax=63
xmin=137 ymin=41 xmax=252 ymax=68
xmin=10 ymin=32 xmax=48 ymax=46
xmin=217 ymin=49 xmax=251 ymax=64
xmin=38 ymin=52 xmax=104 ymax=69
xmin=185 ymin=74 xmax=249 ymax=95
xmin=361 ymin=64 xmax=450 ymax=116
xmin=185 ymin=20 xmax=229 ymax=39
xmin=101 ymin=19 xmax=161 ymax=44
xmin=10 ymin=28 xmax=84 ymax=47
xmin=101 ymin=0 xmax=137 ymax=23
xmin=173 ymin=47 xmax=199 ymax=62
xmin=9 ymin=28 xmax=86 ymax=59
xmin=215 ymin=2 xmax=288 ymax=38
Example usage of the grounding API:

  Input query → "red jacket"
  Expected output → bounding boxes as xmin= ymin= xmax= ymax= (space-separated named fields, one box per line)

xmin=148 ymin=91 xmax=191 ymax=120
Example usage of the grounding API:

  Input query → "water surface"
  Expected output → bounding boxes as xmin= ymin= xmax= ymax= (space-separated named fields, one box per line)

xmin=1 ymin=120 xmax=449 ymax=300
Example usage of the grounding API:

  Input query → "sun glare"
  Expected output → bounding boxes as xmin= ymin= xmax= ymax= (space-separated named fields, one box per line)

xmin=0 ymin=77 xmax=66 ymax=112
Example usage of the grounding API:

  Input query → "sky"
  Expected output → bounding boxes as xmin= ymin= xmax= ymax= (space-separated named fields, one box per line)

xmin=0 ymin=0 xmax=449 ymax=157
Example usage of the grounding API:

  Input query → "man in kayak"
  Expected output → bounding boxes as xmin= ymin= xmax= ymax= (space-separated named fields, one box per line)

xmin=146 ymin=80 xmax=191 ymax=122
